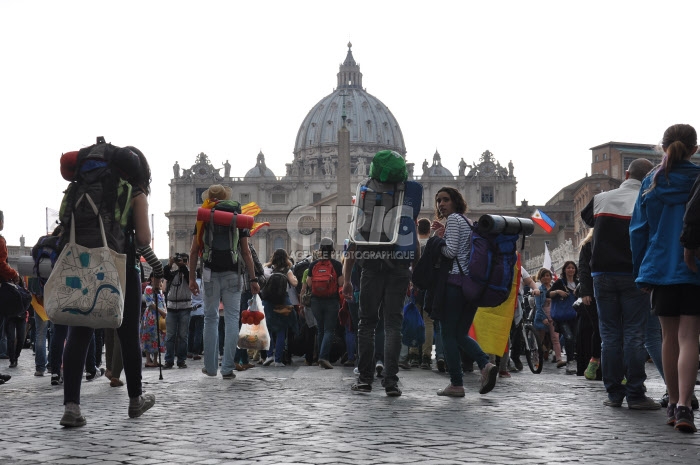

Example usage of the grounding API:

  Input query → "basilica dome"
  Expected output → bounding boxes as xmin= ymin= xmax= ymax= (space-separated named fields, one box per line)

xmin=292 ymin=44 xmax=406 ymax=165
xmin=244 ymin=151 xmax=276 ymax=178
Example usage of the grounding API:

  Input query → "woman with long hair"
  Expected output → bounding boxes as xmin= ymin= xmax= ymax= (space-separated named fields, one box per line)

xmin=577 ymin=228 xmax=602 ymax=380
xmin=548 ymin=261 xmax=579 ymax=375
xmin=431 ymin=187 xmax=497 ymax=397
xmin=60 ymin=146 xmax=156 ymax=427
xmin=533 ymin=268 xmax=562 ymax=366
xmin=631 ymin=123 xmax=700 ymax=432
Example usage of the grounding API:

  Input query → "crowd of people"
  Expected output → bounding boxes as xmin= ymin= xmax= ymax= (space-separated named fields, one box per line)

xmin=1 ymin=125 xmax=700 ymax=434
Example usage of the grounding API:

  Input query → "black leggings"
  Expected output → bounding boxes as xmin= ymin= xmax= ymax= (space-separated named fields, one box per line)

xmin=63 ymin=264 xmax=143 ymax=404
xmin=5 ymin=315 xmax=27 ymax=363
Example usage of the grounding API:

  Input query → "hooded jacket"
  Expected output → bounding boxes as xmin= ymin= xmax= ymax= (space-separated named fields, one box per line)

xmin=630 ymin=160 xmax=700 ymax=287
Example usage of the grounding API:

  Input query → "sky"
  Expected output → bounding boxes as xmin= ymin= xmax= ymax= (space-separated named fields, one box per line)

xmin=2 ymin=0 xmax=698 ymax=259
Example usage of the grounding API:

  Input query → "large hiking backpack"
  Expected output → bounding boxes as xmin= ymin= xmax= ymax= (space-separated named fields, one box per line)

xmin=368 ymin=150 xmax=407 ymax=183
xmin=165 ymin=269 xmax=191 ymax=310
xmin=30 ymin=234 xmax=63 ymax=294
xmin=59 ymin=138 xmax=137 ymax=254
xmin=453 ymin=214 xmax=531 ymax=308
xmin=203 ymin=200 xmax=241 ymax=269
xmin=260 ymin=267 xmax=289 ymax=305
xmin=309 ymin=260 xmax=338 ymax=298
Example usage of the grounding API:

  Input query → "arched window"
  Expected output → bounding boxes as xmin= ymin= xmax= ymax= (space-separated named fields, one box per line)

xmin=273 ymin=236 xmax=286 ymax=252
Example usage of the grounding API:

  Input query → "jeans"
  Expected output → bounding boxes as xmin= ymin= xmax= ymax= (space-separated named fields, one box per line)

xmin=356 ymin=265 xmax=411 ymax=388
xmin=645 ymin=311 xmax=664 ymax=381
xmin=63 ymin=263 xmax=144 ymax=403
xmin=557 ymin=320 xmax=576 ymax=364
xmin=311 ymin=297 xmax=340 ymax=362
xmin=202 ymin=271 xmax=242 ymax=376
xmin=165 ymin=310 xmax=191 ymax=365
xmin=34 ymin=313 xmax=49 ymax=372
xmin=442 ymin=283 xmax=489 ymax=386
xmin=188 ymin=315 xmax=204 ymax=356
xmin=593 ymin=273 xmax=650 ymax=402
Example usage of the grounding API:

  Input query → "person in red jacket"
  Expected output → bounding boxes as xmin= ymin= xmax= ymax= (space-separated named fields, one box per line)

xmin=0 ymin=210 xmax=19 ymax=385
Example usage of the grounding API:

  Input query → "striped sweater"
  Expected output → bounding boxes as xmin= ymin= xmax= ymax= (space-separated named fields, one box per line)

xmin=440 ymin=213 xmax=471 ymax=275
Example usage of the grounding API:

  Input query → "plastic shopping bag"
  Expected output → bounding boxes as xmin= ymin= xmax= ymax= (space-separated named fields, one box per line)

xmin=237 ymin=294 xmax=270 ymax=350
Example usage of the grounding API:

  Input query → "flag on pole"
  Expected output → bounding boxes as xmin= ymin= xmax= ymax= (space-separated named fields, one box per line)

xmin=543 ymin=242 xmax=557 ymax=280
xmin=532 ymin=209 xmax=555 ymax=234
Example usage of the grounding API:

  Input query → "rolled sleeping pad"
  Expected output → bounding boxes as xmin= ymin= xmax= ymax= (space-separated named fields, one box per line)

xmin=17 ymin=255 xmax=52 ymax=279
xmin=60 ymin=151 xmax=80 ymax=181
xmin=196 ymin=208 xmax=255 ymax=229
xmin=477 ymin=215 xmax=535 ymax=236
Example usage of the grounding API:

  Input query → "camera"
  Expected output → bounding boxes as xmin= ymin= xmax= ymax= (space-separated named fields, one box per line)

xmin=173 ymin=253 xmax=188 ymax=263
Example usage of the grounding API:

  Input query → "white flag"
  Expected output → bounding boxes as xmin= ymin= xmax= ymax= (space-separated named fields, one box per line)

xmin=543 ymin=243 xmax=552 ymax=273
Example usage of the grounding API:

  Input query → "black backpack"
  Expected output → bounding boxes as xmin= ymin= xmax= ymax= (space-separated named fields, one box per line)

xmin=260 ymin=267 xmax=289 ymax=305
xmin=292 ymin=257 xmax=311 ymax=294
xmin=31 ymin=233 xmax=63 ymax=291
xmin=59 ymin=139 xmax=138 ymax=254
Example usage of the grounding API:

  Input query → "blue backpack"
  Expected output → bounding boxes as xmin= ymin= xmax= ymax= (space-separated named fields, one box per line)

xmin=31 ymin=233 xmax=63 ymax=295
xmin=401 ymin=298 xmax=425 ymax=347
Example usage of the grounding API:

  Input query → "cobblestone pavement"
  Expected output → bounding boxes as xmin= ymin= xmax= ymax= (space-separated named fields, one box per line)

xmin=1 ymin=350 xmax=699 ymax=465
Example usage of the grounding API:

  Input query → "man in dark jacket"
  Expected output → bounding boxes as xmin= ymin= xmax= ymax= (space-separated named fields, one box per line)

xmin=581 ymin=158 xmax=658 ymax=409
xmin=163 ymin=253 xmax=192 ymax=369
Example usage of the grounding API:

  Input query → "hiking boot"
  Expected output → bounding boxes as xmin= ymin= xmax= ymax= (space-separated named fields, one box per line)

xmin=385 ymin=385 xmax=402 ymax=397
xmin=128 ymin=393 xmax=156 ymax=418
xmin=318 ymin=359 xmax=333 ymax=369
xmin=409 ymin=354 xmax=420 ymax=368
xmin=351 ymin=382 xmax=372 ymax=393
xmin=375 ymin=360 xmax=384 ymax=378
xmin=177 ymin=362 xmax=187 ymax=369
xmin=60 ymin=403 xmax=86 ymax=428
xmin=436 ymin=359 xmax=446 ymax=373
xmin=479 ymin=363 xmax=498 ymax=394
xmin=565 ymin=361 xmax=576 ymax=375
xmin=675 ymin=406 xmax=697 ymax=433
xmin=437 ymin=384 xmax=465 ymax=397
xmin=584 ymin=359 xmax=600 ymax=380
xmin=667 ymin=404 xmax=677 ymax=426
xmin=420 ymin=355 xmax=431 ymax=370
xmin=398 ymin=357 xmax=411 ymax=369
xmin=627 ymin=396 xmax=661 ymax=410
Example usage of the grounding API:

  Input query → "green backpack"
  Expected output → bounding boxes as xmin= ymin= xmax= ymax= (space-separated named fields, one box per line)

xmin=203 ymin=200 xmax=242 ymax=269
xmin=369 ymin=150 xmax=407 ymax=183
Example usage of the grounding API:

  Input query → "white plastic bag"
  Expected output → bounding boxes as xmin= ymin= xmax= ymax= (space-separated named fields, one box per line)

xmin=237 ymin=294 xmax=270 ymax=350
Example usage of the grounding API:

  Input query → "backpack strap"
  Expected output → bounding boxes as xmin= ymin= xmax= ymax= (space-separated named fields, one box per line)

xmin=228 ymin=213 xmax=238 ymax=267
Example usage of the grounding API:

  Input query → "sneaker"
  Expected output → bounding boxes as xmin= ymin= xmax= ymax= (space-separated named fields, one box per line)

xmin=556 ymin=360 xmax=566 ymax=368
xmin=34 ymin=370 xmax=45 ymax=377
xmin=420 ymin=355 xmax=431 ymax=370
xmin=262 ymin=357 xmax=274 ymax=366
xmin=628 ymin=396 xmax=661 ymax=410
xmin=60 ymin=403 xmax=86 ymax=428
xmin=86 ymin=368 xmax=105 ymax=381
xmin=177 ymin=363 xmax=187 ymax=369
xmin=110 ymin=378 xmax=124 ymax=387
xmin=353 ymin=367 xmax=360 ymax=376
xmin=584 ymin=359 xmax=600 ymax=380
xmin=675 ymin=405 xmax=697 ymax=433
xmin=499 ymin=370 xmax=511 ymax=378
xmin=512 ymin=357 xmax=523 ymax=372
xmin=343 ymin=360 xmax=356 ymax=367
xmin=565 ymin=361 xmax=576 ymax=375
xmin=318 ymin=359 xmax=333 ymax=369
xmin=385 ymin=385 xmax=402 ymax=397
xmin=50 ymin=374 xmax=62 ymax=386
xmin=375 ymin=361 xmax=384 ymax=378
xmin=398 ymin=358 xmax=411 ymax=369
xmin=409 ymin=355 xmax=420 ymax=368
xmin=603 ymin=397 xmax=623 ymax=408
xmin=273 ymin=362 xmax=286 ymax=367
xmin=667 ymin=403 xmax=677 ymax=426
xmin=437 ymin=384 xmax=465 ymax=397
xmin=221 ymin=372 xmax=236 ymax=379
xmin=163 ymin=362 xmax=174 ymax=369
xmin=479 ymin=363 xmax=498 ymax=394
xmin=436 ymin=358 xmax=446 ymax=373
xmin=351 ymin=382 xmax=372 ymax=393
xmin=9 ymin=361 xmax=17 ymax=368
xmin=128 ymin=393 xmax=156 ymax=419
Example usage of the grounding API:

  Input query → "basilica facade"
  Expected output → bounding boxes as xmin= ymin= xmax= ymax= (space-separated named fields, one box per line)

xmin=166 ymin=45 xmax=522 ymax=262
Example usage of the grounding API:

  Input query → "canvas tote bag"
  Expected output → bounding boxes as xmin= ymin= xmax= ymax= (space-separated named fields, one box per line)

xmin=44 ymin=194 xmax=127 ymax=328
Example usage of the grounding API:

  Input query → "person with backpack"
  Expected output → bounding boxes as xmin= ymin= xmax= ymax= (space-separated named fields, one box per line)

xmin=58 ymin=144 xmax=156 ymax=427
xmin=260 ymin=248 xmax=298 ymax=367
xmin=189 ymin=184 xmax=260 ymax=380
xmin=163 ymin=253 xmax=193 ymax=369
xmin=306 ymin=238 xmax=343 ymax=369
xmin=429 ymin=187 xmax=498 ymax=397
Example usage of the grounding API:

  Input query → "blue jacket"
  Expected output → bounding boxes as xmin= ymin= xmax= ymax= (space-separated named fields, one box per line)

xmin=533 ymin=283 xmax=550 ymax=331
xmin=630 ymin=161 xmax=700 ymax=287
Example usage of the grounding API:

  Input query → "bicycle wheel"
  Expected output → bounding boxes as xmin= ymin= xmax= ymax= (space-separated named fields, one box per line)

xmin=524 ymin=324 xmax=544 ymax=374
